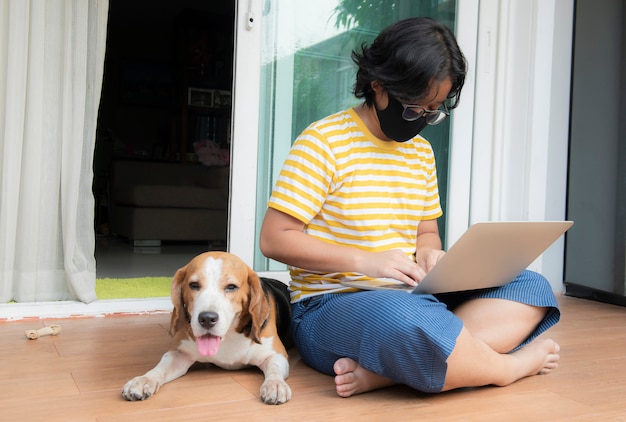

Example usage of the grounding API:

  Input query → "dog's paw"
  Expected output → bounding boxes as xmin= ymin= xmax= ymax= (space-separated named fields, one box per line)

xmin=260 ymin=378 xmax=292 ymax=405
xmin=122 ymin=376 xmax=160 ymax=401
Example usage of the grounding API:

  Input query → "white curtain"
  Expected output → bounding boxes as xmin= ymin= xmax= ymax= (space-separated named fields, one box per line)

xmin=0 ymin=0 xmax=109 ymax=303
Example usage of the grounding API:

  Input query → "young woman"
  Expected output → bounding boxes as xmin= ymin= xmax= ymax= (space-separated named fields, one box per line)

xmin=260 ymin=17 xmax=560 ymax=397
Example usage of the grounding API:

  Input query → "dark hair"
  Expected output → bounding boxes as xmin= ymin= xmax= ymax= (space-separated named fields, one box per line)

xmin=352 ymin=17 xmax=466 ymax=109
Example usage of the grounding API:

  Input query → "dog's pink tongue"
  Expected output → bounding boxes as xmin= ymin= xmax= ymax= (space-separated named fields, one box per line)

xmin=197 ymin=334 xmax=221 ymax=356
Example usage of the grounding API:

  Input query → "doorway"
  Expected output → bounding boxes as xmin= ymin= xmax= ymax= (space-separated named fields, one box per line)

xmin=94 ymin=0 xmax=235 ymax=279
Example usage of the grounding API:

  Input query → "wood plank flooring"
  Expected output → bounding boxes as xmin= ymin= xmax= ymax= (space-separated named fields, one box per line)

xmin=1 ymin=295 xmax=625 ymax=421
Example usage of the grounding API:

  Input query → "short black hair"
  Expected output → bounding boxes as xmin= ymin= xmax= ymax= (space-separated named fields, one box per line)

xmin=352 ymin=17 xmax=466 ymax=109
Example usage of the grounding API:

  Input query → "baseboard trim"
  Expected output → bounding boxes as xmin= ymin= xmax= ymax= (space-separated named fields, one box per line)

xmin=0 ymin=297 xmax=172 ymax=321
xmin=564 ymin=283 xmax=626 ymax=307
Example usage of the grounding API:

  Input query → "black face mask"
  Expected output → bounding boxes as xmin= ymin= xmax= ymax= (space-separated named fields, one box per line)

xmin=375 ymin=95 xmax=428 ymax=142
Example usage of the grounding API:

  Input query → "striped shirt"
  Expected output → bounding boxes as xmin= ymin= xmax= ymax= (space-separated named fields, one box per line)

xmin=268 ymin=108 xmax=442 ymax=302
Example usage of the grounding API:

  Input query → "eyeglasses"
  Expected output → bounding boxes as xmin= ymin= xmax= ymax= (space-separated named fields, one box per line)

xmin=400 ymin=101 xmax=449 ymax=125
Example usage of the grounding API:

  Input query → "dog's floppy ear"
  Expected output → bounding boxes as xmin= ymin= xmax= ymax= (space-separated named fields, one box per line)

xmin=169 ymin=265 xmax=188 ymax=336
xmin=240 ymin=265 xmax=270 ymax=344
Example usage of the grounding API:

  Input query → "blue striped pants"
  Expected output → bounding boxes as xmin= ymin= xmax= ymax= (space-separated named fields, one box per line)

xmin=290 ymin=270 xmax=560 ymax=393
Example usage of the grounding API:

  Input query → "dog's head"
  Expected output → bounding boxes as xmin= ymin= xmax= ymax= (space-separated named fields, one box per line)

xmin=169 ymin=252 xmax=270 ymax=356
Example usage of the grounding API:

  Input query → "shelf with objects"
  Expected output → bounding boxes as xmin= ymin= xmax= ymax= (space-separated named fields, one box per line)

xmin=173 ymin=10 xmax=233 ymax=166
xmin=180 ymin=88 xmax=231 ymax=167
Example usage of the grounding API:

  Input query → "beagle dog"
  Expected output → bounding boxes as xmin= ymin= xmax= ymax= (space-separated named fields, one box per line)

xmin=122 ymin=251 xmax=293 ymax=404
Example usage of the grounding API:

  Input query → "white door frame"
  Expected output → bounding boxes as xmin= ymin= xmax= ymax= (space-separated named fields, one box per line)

xmin=469 ymin=0 xmax=574 ymax=291
xmin=228 ymin=0 xmax=264 ymax=266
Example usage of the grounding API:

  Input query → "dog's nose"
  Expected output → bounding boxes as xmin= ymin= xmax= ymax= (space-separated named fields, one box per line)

xmin=198 ymin=311 xmax=219 ymax=328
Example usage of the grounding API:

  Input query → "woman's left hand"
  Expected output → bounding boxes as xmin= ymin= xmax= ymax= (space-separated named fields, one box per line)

xmin=414 ymin=248 xmax=446 ymax=273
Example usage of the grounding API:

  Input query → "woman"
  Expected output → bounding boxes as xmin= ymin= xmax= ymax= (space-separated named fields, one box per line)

xmin=260 ymin=17 xmax=560 ymax=397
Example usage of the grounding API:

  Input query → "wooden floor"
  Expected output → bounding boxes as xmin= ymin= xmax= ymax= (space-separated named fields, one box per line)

xmin=1 ymin=295 xmax=625 ymax=421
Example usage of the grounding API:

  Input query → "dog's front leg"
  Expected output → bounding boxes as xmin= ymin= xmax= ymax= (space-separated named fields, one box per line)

xmin=122 ymin=349 xmax=195 ymax=401
xmin=258 ymin=353 xmax=291 ymax=404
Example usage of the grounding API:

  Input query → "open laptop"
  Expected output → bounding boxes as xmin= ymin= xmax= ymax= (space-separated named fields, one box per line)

xmin=339 ymin=221 xmax=573 ymax=294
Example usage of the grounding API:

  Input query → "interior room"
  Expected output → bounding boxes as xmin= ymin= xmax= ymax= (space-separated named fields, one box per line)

xmin=93 ymin=0 xmax=235 ymax=279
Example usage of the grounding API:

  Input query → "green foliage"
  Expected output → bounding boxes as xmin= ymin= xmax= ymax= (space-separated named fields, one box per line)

xmin=331 ymin=0 xmax=400 ymax=30
xmin=331 ymin=0 xmax=457 ymax=32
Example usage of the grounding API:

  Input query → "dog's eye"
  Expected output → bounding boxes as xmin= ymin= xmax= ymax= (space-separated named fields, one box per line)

xmin=225 ymin=284 xmax=238 ymax=292
xmin=189 ymin=281 xmax=201 ymax=291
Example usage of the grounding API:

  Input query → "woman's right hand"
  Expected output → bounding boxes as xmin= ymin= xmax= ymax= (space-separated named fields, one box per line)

xmin=355 ymin=249 xmax=426 ymax=287
xmin=260 ymin=208 xmax=428 ymax=286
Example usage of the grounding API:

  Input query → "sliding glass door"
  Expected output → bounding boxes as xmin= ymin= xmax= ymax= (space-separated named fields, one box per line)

xmin=229 ymin=0 xmax=476 ymax=271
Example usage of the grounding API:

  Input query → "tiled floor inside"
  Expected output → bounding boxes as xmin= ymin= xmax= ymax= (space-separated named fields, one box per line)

xmin=95 ymin=236 xmax=219 ymax=279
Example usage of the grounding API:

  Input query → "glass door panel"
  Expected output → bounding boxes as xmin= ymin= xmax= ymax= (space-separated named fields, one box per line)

xmin=252 ymin=0 xmax=458 ymax=270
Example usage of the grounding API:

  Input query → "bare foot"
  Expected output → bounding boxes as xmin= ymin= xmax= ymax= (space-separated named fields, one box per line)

xmin=501 ymin=338 xmax=560 ymax=385
xmin=443 ymin=329 xmax=561 ymax=391
xmin=333 ymin=358 xmax=396 ymax=397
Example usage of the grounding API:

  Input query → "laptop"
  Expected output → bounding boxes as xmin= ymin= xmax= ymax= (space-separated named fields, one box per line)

xmin=339 ymin=221 xmax=573 ymax=294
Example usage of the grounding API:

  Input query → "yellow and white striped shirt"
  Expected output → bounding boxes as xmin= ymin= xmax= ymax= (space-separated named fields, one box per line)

xmin=268 ymin=108 xmax=442 ymax=302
